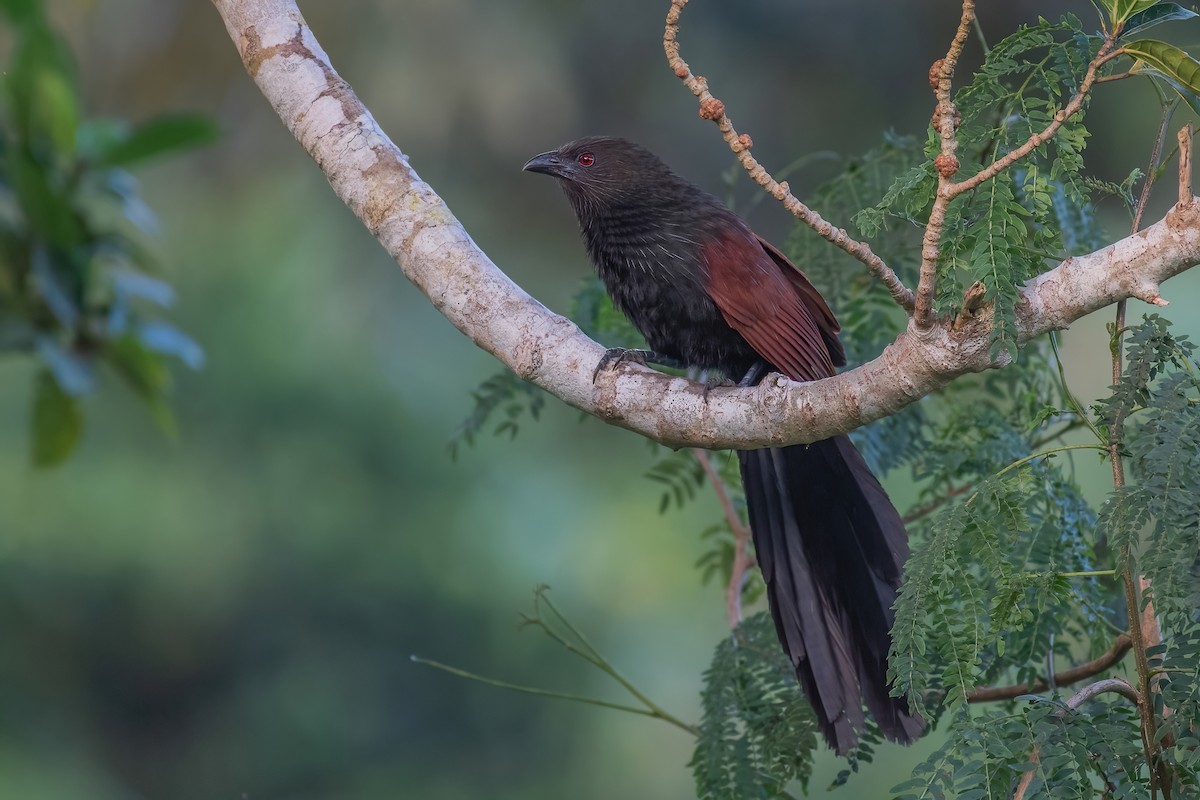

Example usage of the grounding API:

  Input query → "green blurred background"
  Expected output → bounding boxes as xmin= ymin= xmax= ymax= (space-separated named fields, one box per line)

xmin=1 ymin=0 xmax=1198 ymax=797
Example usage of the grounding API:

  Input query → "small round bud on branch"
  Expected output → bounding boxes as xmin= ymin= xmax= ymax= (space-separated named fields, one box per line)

xmin=935 ymin=153 xmax=960 ymax=178
xmin=929 ymin=59 xmax=945 ymax=88
xmin=698 ymin=97 xmax=725 ymax=121
xmin=737 ymin=133 xmax=753 ymax=150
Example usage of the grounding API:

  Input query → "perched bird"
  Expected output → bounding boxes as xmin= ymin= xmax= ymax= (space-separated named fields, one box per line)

xmin=524 ymin=136 xmax=922 ymax=753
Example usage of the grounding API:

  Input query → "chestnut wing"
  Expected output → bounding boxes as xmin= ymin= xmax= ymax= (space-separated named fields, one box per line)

xmin=702 ymin=228 xmax=839 ymax=382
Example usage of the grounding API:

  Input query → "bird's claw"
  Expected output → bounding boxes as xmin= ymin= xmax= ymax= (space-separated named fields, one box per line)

xmin=701 ymin=373 xmax=733 ymax=401
xmin=593 ymin=347 xmax=648 ymax=383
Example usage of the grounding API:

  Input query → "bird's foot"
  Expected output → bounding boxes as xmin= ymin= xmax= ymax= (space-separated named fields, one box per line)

xmin=700 ymin=373 xmax=733 ymax=401
xmin=593 ymin=348 xmax=649 ymax=383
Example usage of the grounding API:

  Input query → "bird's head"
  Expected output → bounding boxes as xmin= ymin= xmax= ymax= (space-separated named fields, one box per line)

xmin=523 ymin=136 xmax=676 ymax=205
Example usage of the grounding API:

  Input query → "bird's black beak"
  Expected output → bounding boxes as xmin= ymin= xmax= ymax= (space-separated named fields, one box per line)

xmin=522 ymin=151 xmax=562 ymax=177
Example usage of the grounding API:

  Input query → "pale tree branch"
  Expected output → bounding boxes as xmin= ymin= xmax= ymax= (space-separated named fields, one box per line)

xmin=210 ymin=0 xmax=1200 ymax=456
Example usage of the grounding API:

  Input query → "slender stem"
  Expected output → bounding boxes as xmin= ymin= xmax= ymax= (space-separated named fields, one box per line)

xmin=918 ymin=40 xmax=1122 ymax=327
xmin=990 ymin=444 xmax=1106 ymax=482
xmin=902 ymin=482 xmax=971 ymax=524
xmin=693 ymin=449 xmax=753 ymax=627
xmin=1030 ymin=419 xmax=1085 ymax=450
xmin=973 ymin=15 xmax=990 ymax=55
xmin=1109 ymin=98 xmax=1178 ymax=800
xmin=950 ymin=44 xmax=1122 ymax=197
xmin=968 ymin=633 xmax=1131 ymax=703
xmin=1049 ymin=332 xmax=1104 ymax=442
xmin=532 ymin=591 xmax=699 ymax=735
xmin=1058 ymin=569 xmax=1116 ymax=578
xmin=410 ymin=656 xmax=690 ymax=727
xmin=914 ymin=0 xmax=978 ymax=327
xmin=663 ymin=0 xmax=915 ymax=310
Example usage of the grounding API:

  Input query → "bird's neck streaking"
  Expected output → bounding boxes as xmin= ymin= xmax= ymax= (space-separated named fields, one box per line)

xmin=559 ymin=176 xmax=719 ymax=287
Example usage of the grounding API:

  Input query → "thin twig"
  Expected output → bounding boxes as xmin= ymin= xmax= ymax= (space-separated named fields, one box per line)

xmin=1179 ymin=123 xmax=1193 ymax=206
xmin=949 ymin=43 xmax=1122 ymax=196
xmin=410 ymin=656 xmax=694 ymax=730
xmin=1110 ymin=99 xmax=1178 ymax=800
xmin=914 ymin=0 xmax=978 ymax=327
xmin=902 ymin=483 xmax=971 ymax=524
xmin=662 ymin=0 xmax=915 ymax=310
xmin=915 ymin=32 xmax=1121 ymax=326
xmin=967 ymin=633 xmax=1132 ymax=703
xmin=1013 ymin=676 xmax=1141 ymax=799
xmin=692 ymin=449 xmax=754 ymax=627
xmin=529 ymin=590 xmax=700 ymax=734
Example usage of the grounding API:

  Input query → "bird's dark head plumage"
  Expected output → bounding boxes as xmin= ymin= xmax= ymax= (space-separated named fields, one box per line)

xmin=523 ymin=136 xmax=684 ymax=207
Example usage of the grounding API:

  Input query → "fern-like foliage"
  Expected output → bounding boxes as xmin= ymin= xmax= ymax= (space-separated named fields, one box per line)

xmin=863 ymin=16 xmax=1105 ymax=353
xmin=692 ymin=612 xmax=818 ymax=800
xmin=447 ymin=370 xmax=546 ymax=458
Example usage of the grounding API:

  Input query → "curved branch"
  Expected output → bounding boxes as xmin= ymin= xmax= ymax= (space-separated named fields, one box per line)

xmin=967 ymin=633 xmax=1132 ymax=703
xmin=211 ymin=0 xmax=1200 ymax=451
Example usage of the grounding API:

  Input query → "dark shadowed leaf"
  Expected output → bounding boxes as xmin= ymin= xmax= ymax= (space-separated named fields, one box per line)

xmin=30 ymin=368 xmax=82 ymax=466
xmin=1122 ymin=3 xmax=1199 ymax=36
xmin=93 ymin=114 xmax=218 ymax=167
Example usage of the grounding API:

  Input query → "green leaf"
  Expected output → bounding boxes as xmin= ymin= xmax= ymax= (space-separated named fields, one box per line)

xmin=1111 ymin=0 xmax=1169 ymax=26
xmin=30 ymin=368 xmax=82 ymax=466
xmin=92 ymin=114 xmax=219 ymax=167
xmin=0 ymin=0 xmax=43 ymax=24
xmin=1086 ymin=0 xmax=1112 ymax=28
xmin=106 ymin=334 xmax=177 ymax=438
xmin=1121 ymin=2 xmax=1199 ymax=36
xmin=1125 ymin=39 xmax=1200 ymax=99
xmin=6 ymin=23 xmax=79 ymax=156
xmin=6 ymin=145 xmax=82 ymax=246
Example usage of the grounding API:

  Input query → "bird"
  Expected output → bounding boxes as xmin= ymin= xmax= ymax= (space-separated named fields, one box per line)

xmin=523 ymin=136 xmax=923 ymax=754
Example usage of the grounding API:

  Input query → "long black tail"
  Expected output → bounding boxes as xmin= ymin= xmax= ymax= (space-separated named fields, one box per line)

xmin=738 ymin=436 xmax=923 ymax=754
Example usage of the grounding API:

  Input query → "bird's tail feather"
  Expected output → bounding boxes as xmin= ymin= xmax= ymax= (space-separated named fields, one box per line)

xmin=738 ymin=436 xmax=924 ymax=754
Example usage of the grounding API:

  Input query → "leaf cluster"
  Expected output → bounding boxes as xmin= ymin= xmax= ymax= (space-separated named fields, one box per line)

xmin=692 ymin=612 xmax=818 ymax=800
xmin=0 ymin=0 xmax=216 ymax=464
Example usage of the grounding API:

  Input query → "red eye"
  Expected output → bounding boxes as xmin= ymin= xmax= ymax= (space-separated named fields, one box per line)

xmin=577 ymin=152 xmax=595 ymax=167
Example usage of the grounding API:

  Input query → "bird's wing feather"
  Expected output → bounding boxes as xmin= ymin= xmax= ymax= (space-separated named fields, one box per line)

xmin=755 ymin=234 xmax=846 ymax=367
xmin=702 ymin=228 xmax=838 ymax=381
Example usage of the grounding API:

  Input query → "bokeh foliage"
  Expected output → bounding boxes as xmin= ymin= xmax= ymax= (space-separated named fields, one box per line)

xmin=7 ymin=0 xmax=1200 ymax=798
xmin=0 ymin=0 xmax=214 ymax=465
